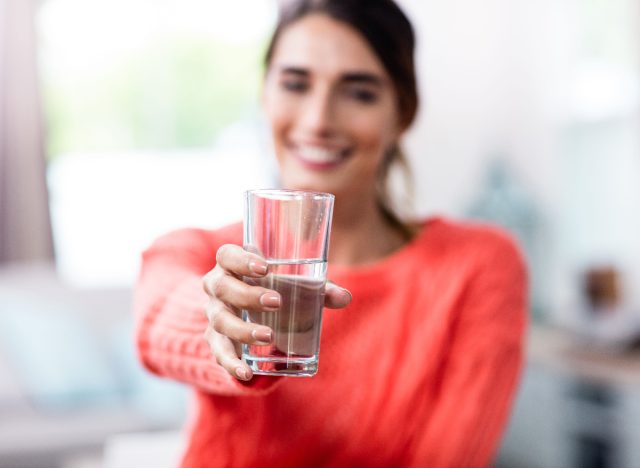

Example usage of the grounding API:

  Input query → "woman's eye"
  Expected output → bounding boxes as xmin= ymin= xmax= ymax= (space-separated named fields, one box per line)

xmin=281 ymin=80 xmax=308 ymax=92
xmin=346 ymin=88 xmax=378 ymax=104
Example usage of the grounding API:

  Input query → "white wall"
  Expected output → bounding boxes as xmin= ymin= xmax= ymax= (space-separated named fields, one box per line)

xmin=398 ymin=0 xmax=640 ymax=316
xmin=399 ymin=0 xmax=570 ymax=216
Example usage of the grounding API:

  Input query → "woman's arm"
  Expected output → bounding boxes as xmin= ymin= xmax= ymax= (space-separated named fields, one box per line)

xmin=412 ymin=231 xmax=528 ymax=467
xmin=133 ymin=228 xmax=281 ymax=396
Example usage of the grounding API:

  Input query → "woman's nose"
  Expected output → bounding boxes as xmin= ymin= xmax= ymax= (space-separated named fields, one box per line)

xmin=299 ymin=89 xmax=336 ymax=137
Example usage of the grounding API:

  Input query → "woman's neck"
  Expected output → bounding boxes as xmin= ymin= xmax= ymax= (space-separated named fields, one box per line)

xmin=328 ymin=194 xmax=407 ymax=266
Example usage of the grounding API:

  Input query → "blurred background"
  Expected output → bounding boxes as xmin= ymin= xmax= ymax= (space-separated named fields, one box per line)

xmin=0 ymin=0 xmax=639 ymax=466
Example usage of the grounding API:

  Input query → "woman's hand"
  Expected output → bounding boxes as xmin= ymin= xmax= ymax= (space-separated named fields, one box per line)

xmin=203 ymin=244 xmax=351 ymax=381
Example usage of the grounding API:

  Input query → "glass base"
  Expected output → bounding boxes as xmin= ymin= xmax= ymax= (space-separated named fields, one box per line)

xmin=243 ymin=354 xmax=318 ymax=377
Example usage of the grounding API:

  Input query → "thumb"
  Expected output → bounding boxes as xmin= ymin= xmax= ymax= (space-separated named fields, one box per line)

xmin=324 ymin=281 xmax=352 ymax=309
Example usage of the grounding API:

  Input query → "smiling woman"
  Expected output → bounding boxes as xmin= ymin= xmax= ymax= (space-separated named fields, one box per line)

xmin=263 ymin=4 xmax=418 ymax=240
xmin=263 ymin=16 xmax=401 ymax=210
xmin=134 ymin=0 xmax=528 ymax=467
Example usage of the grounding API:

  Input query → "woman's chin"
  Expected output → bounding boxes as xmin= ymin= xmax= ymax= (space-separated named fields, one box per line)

xmin=281 ymin=173 xmax=338 ymax=194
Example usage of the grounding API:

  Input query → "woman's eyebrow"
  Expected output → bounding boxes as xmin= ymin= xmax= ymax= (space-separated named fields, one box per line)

xmin=341 ymin=72 xmax=384 ymax=86
xmin=278 ymin=67 xmax=384 ymax=86
xmin=279 ymin=66 xmax=309 ymax=77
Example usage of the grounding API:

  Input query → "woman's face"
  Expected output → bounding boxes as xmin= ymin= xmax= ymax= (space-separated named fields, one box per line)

xmin=262 ymin=14 xmax=402 ymax=198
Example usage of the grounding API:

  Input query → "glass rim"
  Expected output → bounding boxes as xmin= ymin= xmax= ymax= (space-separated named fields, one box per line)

xmin=245 ymin=189 xmax=335 ymax=201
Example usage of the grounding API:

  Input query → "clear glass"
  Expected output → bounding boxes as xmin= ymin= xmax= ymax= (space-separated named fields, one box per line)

xmin=242 ymin=189 xmax=334 ymax=376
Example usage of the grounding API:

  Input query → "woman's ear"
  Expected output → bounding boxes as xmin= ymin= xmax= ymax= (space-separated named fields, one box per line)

xmin=393 ymin=108 xmax=411 ymax=142
xmin=393 ymin=121 xmax=408 ymax=145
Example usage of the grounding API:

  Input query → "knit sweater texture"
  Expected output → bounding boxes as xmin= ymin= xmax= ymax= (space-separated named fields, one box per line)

xmin=134 ymin=217 xmax=528 ymax=467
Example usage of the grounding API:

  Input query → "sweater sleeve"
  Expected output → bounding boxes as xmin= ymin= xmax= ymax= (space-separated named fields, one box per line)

xmin=412 ymin=230 xmax=528 ymax=467
xmin=133 ymin=228 xmax=281 ymax=396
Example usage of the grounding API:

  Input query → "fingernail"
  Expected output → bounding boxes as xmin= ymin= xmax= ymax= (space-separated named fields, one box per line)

xmin=249 ymin=260 xmax=268 ymax=275
xmin=260 ymin=292 xmax=280 ymax=308
xmin=236 ymin=367 xmax=249 ymax=380
xmin=252 ymin=328 xmax=273 ymax=343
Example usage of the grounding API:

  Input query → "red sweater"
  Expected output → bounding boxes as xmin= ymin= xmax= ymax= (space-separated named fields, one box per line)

xmin=134 ymin=217 xmax=527 ymax=468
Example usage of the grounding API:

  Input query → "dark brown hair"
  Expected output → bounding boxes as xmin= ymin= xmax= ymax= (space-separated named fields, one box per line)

xmin=264 ymin=0 xmax=420 ymax=238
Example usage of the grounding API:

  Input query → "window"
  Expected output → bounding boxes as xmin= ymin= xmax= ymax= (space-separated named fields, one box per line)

xmin=569 ymin=0 xmax=639 ymax=120
xmin=39 ymin=0 xmax=277 ymax=286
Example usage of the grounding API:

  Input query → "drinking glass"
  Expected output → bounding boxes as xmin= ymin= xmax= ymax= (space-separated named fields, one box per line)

xmin=242 ymin=189 xmax=334 ymax=376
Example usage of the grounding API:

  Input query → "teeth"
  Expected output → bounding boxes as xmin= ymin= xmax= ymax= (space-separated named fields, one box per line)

xmin=296 ymin=145 xmax=343 ymax=163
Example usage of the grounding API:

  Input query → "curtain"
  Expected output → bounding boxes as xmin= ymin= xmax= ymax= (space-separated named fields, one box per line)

xmin=0 ymin=0 xmax=54 ymax=263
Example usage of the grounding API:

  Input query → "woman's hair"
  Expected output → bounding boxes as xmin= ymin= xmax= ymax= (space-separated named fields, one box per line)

xmin=264 ymin=0 xmax=420 ymax=239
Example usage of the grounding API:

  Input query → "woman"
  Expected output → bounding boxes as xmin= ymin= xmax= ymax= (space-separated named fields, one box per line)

xmin=134 ymin=0 xmax=527 ymax=466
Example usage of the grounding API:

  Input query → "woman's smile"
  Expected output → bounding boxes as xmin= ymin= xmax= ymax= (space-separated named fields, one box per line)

xmin=287 ymin=141 xmax=352 ymax=171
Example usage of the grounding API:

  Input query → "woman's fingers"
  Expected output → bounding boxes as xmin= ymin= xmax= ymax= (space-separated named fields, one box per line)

xmin=203 ymin=244 xmax=350 ymax=382
xmin=204 ymin=325 xmax=253 ymax=381
xmin=205 ymin=244 xmax=280 ymax=314
xmin=205 ymin=301 xmax=273 ymax=345
xmin=205 ymin=273 xmax=280 ymax=312
xmin=215 ymin=244 xmax=268 ymax=278
xmin=324 ymin=281 xmax=352 ymax=309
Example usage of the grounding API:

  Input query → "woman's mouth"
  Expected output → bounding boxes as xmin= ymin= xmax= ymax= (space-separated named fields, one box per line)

xmin=290 ymin=143 xmax=351 ymax=170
